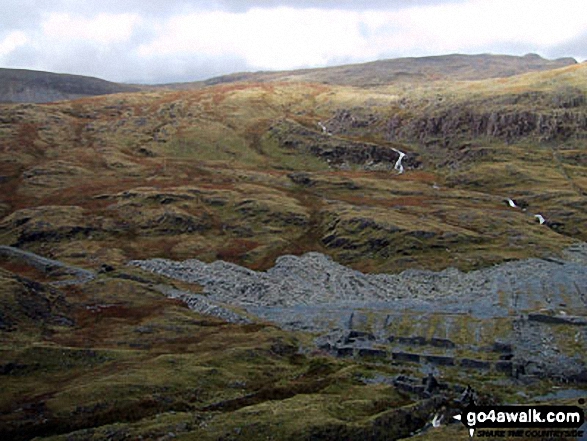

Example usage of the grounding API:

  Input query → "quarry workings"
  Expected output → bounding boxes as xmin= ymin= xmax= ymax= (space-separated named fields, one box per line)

xmin=130 ymin=243 xmax=587 ymax=383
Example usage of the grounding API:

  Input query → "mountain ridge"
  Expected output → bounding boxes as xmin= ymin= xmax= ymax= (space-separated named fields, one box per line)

xmin=0 ymin=53 xmax=578 ymax=102
xmin=0 ymin=67 xmax=141 ymax=103
xmin=195 ymin=52 xmax=579 ymax=88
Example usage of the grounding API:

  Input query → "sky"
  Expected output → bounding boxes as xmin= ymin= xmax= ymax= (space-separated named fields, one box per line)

xmin=1 ymin=0 xmax=586 ymax=84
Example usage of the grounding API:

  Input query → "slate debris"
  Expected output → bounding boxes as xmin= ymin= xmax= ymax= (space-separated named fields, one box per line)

xmin=129 ymin=246 xmax=587 ymax=382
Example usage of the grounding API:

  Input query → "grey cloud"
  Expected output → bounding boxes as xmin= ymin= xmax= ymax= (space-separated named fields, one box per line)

xmin=545 ymin=32 xmax=587 ymax=62
xmin=5 ymin=39 xmax=123 ymax=79
xmin=4 ymin=34 xmax=252 ymax=84
xmin=131 ymin=53 xmax=251 ymax=84
xmin=67 ymin=0 xmax=196 ymax=16
xmin=0 ymin=0 xmax=43 ymax=32
xmin=0 ymin=0 xmax=191 ymax=35
xmin=2 ymin=0 xmax=469 ymax=25
xmin=214 ymin=0 xmax=469 ymax=12
xmin=1 ymin=0 xmax=584 ymax=85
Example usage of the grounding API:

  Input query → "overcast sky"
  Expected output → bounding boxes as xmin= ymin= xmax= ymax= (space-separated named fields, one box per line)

xmin=1 ymin=0 xmax=585 ymax=84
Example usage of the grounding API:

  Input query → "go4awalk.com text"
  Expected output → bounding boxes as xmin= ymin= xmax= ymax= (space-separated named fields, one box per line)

xmin=453 ymin=405 xmax=584 ymax=438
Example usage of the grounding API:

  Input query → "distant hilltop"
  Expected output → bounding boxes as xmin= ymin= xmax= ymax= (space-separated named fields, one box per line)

xmin=195 ymin=53 xmax=578 ymax=88
xmin=0 ymin=53 xmax=578 ymax=103
xmin=0 ymin=68 xmax=141 ymax=104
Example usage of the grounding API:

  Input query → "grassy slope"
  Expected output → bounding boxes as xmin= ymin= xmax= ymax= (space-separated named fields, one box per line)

xmin=0 ymin=264 xmax=485 ymax=441
xmin=0 ymin=61 xmax=586 ymax=439
xmin=1 ymin=66 xmax=586 ymax=273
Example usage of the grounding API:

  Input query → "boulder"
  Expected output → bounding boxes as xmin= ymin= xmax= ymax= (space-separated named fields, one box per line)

xmin=430 ymin=337 xmax=456 ymax=348
xmin=357 ymin=348 xmax=387 ymax=358
xmin=460 ymin=359 xmax=491 ymax=370
xmin=392 ymin=352 xmax=421 ymax=363
xmin=424 ymin=355 xmax=455 ymax=366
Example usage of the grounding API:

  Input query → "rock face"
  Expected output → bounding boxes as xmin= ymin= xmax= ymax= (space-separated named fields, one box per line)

xmin=269 ymin=120 xmax=421 ymax=170
xmin=0 ymin=266 xmax=74 ymax=331
xmin=387 ymin=106 xmax=587 ymax=144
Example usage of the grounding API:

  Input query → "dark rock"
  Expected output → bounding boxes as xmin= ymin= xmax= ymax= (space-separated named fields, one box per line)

xmin=98 ymin=263 xmax=115 ymax=273
xmin=429 ymin=337 xmax=456 ymax=348
xmin=422 ymin=373 xmax=443 ymax=397
xmin=345 ymin=330 xmax=375 ymax=343
xmin=0 ymin=362 xmax=27 ymax=375
xmin=397 ymin=336 xmax=426 ymax=346
xmin=269 ymin=340 xmax=298 ymax=357
xmin=336 ymin=346 xmax=354 ymax=357
xmin=492 ymin=341 xmax=513 ymax=353
xmin=522 ymin=362 xmax=543 ymax=376
xmin=316 ymin=341 xmax=332 ymax=351
xmin=567 ymin=370 xmax=587 ymax=383
xmin=287 ymin=172 xmax=315 ymax=187
xmin=321 ymin=234 xmax=354 ymax=249
xmin=424 ymin=355 xmax=455 ymax=366
xmin=456 ymin=385 xmax=478 ymax=407
xmin=357 ymin=348 xmax=387 ymax=358
xmin=528 ymin=313 xmax=587 ymax=326
xmin=17 ymin=226 xmax=96 ymax=245
xmin=0 ymin=312 xmax=13 ymax=331
xmin=495 ymin=361 xmax=513 ymax=374
xmin=137 ymin=147 xmax=155 ymax=157
xmin=129 ymin=246 xmax=587 ymax=385
xmin=392 ymin=376 xmax=426 ymax=395
xmin=460 ymin=359 xmax=491 ymax=370
xmin=392 ymin=352 xmax=421 ymax=363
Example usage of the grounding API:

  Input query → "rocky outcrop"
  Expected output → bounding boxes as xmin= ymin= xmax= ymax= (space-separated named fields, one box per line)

xmin=269 ymin=120 xmax=420 ymax=170
xmin=460 ymin=359 xmax=491 ymax=370
xmin=512 ymin=317 xmax=587 ymax=382
xmin=321 ymin=109 xmax=382 ymax=137
xmin=386 ymin=103 xmax=587 ymax=145
xmin=527 ymin=313 xmax=587 ymax=326
xmin=0 ymin=206 xmax=99 ymax=246
xmin=0 ymin=269 xmax=74 ymax=331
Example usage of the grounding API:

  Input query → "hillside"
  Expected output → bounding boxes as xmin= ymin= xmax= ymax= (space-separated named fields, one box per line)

xmin=170 ymin=53 xmax=578 ymax=89
xmin=0 ymin=57 xmax=586 ymax=439
xmin=2 ymin=62 xmax=586 ymax=272
xmin=2 ymin=54 xmax=578 ymax=102
xmin=0 ymin=68 xmax=141 ymax=103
